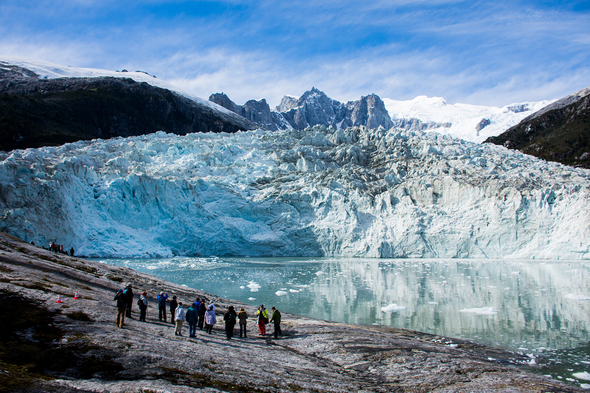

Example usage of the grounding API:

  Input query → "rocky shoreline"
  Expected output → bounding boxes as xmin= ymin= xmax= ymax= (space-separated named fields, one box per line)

xmin=0 ymin=232 xmax=583 ymax=392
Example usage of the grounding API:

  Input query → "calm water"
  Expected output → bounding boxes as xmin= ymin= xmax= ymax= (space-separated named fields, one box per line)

xmin=97 ymin=257 xmax=590 ymax=388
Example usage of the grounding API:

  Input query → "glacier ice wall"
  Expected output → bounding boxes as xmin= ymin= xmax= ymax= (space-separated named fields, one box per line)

xmin=1 ymin=126 xmax=589 ymax=259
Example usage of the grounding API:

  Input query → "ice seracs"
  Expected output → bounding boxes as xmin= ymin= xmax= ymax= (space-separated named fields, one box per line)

xmin=1 ymin=125 xmax=589 ymax=259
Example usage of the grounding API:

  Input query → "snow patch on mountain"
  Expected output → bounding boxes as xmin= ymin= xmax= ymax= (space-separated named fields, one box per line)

xmin=0 ymin=56 xmax=235 ymax=116
xmin=1 ymin=126 xmax=588 ymax=259
xmin=383 ymin=96 xmax=555 ymax=143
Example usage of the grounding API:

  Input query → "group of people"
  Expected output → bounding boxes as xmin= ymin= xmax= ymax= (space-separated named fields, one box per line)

xmin=48 ymin=241 xmax=75 ymax=256
xmin=114 ymin=286 xmax=283 ymax=340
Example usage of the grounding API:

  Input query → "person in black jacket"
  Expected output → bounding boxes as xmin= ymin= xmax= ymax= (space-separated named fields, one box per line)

xmin=198 ymin=298 xmax=207 ymax=330
xmin=114 ymin=289 xmax=127 ymax=328
xmin=123 ymin=283 xmax=133 ymax=318
xmin=224 ymin=306 xmax=237 ymax=340
xmin=170 ymin=295 xmax=178 ymax=324
xmin=138 ymin=291 xmax=148 ymax=322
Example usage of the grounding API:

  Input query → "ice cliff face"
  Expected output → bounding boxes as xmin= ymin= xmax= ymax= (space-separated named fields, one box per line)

xmin=1 ymin=126 xmax=589 ymax=259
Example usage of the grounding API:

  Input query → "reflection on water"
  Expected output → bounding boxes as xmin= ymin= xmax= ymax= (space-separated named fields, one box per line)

xmin=97 ymin=257 xmax=590 ymax=387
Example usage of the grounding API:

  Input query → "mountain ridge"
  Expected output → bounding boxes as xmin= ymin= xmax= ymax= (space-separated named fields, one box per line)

xmin=0 ymin=59 xmax=258 ymax=151
xmin=484 ymin=86 xmax=590 ymax=168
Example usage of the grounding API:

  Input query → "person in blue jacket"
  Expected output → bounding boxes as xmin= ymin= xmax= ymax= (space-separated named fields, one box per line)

xmin=157 ymin=292 xmax=169 ymax=322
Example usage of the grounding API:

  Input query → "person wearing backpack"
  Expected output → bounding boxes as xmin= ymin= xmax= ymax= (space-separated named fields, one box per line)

xmin=114 ymin=289 xmax=127 ymax=328
xmin=224 ymin=306 xmax=237 ymax=340
xmin=186 ymin=302 xmax=199 ymax=338
xmin=138 ymin=291 xmax=148 ymax=322
xmin=256 ymin=304 xmax=269 ymax=336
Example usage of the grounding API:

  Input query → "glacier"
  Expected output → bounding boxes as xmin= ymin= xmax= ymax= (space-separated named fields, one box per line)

xmin=1 ymin=125 xmax=589 ymax=259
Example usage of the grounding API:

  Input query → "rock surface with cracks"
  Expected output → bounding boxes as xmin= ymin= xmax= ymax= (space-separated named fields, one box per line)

xmin=0 ymin=232 xmax=582 ymax=392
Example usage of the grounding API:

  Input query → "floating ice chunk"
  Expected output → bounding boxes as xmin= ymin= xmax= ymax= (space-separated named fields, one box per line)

xmin=240 ymin=286 xmax=245 ymax=289
xmin=581 ymin=383 xmax=590 ymax=389
xmin=275 ymin=290 xmax=288 ymax=296
xmin=381 ymin=303 xmax=407 ymax=312
xmin=289 ymin=289 xmax=299 ymax=293
xmin=565 ymin=294 xmax=590 ymax=301
xmin=248 ymin=297 xmax=256 ymax=301
xmin=573 ymin=372 xmax=590 ymax=381
xmin=527 ymin=354 xmax=537 ymax=365
xmin=428 ymin=302 xmax=438 ymax=305
xmin=247 ymin=282 xmax=261 ymax=292
xmin=460 ymin=307 xmax=498 ymax=315
xmin=315 ymin=271 xmax=324 ymax=276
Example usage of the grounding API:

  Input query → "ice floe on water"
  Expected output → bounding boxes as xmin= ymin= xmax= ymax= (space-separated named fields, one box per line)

xmin=573 ymin=371 xmax=590 ymax=381
xmin=565 ymin=294 xmax=590 ymax=301
xmin=275 ymin=291 xmax=288 ymax=296
xmin=381 ymin=304 xmax=407 ymax=312
xmin=459 ymin=307 xmax=498 ymax=315
xmin=247 ymin=282 xmax=261 ymax=292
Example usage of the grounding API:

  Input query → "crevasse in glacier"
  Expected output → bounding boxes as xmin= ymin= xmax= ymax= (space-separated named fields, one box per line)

xmin=1 ymin=126 xmax=589 ymax=259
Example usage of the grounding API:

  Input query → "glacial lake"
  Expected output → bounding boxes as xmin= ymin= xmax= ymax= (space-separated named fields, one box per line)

xmin=97 ymin=257 xmax=590 ymax=388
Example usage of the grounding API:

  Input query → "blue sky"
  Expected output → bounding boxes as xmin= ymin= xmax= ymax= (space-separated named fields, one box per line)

xmin=1 ymin=0 xmax=589 ymax=107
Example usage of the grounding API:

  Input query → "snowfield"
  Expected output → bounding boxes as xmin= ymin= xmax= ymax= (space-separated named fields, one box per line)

xmin=1 ymin=126 xmax=588 ymax=259
xmin=383 ymin=96 xmax=554 ymax=143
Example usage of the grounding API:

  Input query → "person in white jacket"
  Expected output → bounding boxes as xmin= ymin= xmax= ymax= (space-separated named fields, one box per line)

xmin=174 ymin=302 xmax=186 ymax=336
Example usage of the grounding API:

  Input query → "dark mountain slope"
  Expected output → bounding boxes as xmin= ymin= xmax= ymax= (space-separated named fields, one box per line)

xmin=0 ymin=63 xmax=257 ymax=152
xmin=484 ymin=87 xmax=590 ymax=168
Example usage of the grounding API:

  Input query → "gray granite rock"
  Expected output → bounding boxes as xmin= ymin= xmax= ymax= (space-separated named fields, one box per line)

xmin=0 ymin=232 xmax=582 ymax=392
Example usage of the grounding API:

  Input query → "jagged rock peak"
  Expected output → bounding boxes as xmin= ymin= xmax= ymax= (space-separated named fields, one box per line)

xmin=209 ymin=92 xmax=242 ymax=115
xmin=209 ymin=88 xmax=395 ymax=132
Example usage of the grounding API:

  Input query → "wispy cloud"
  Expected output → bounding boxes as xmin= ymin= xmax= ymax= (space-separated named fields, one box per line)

xmin=1 ymin=0 xmax=588 ymax=106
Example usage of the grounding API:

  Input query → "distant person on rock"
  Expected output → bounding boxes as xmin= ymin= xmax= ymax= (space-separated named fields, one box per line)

xmin=170 ymin=295 xmax=178 ymax=324
xmin=205 ymin=303 xmax=217 ymax=334
xmin=224 ymin=306 xmax=237 ymax=340
xmin=158 ymin=292 xmax=169 ymax=322
xmin=69 ymin=247 xmax=74 ymax=256
xmin=114 ymin=289 xmax=127 ymax=328
xmin=270 ymin=307 xmax=282 ymax=338
xmin=238 ymin=307 xmax=248 ymax=338
xmin=123 ymin=283 xmax=133 ymax=318
xmin=256 ymin=304 xmax=269 ymax=336
xmin=174 ymin=302 xmax=185 ymax=336
xmin=198 ymin=298 xmax=207 ymax=330
xmin=186 ymin=302 xmax=199 ymax=338
xmin=138 ymin=291 xmax=148 ymax=322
